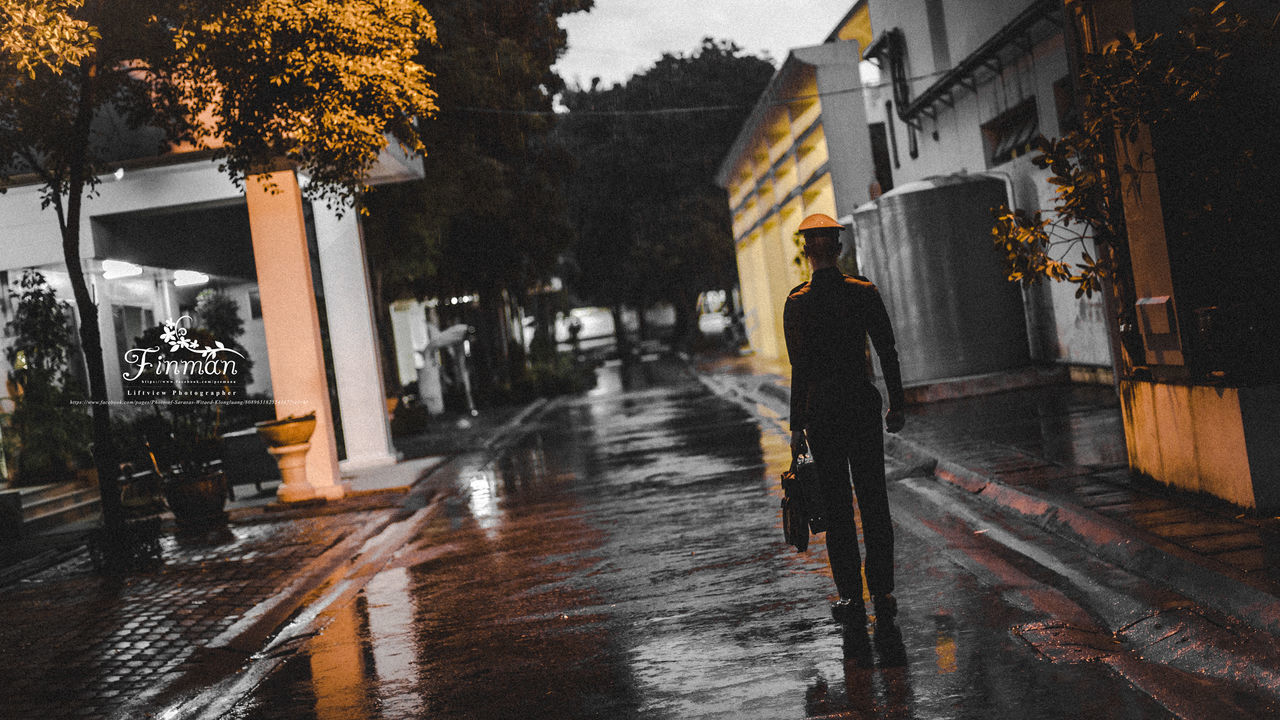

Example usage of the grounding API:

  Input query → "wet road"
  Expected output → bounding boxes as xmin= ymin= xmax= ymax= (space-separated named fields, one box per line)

xmin=223 ymin=358 xmax=1278 ymax=719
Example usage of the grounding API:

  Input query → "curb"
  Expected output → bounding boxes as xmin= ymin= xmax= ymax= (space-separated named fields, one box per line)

xmin=882 ymin=432 xmax=1280 ymax=638
xmin=483 ymin=397 xmax=551 ymax=452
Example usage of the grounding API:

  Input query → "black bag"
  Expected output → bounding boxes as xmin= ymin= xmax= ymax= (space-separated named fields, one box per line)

xmin=781 ymin=454 xmax=826 ymax=552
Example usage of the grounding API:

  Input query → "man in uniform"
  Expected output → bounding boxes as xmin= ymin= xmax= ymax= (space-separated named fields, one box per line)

xmin=784 ymin=212 xmax=906 ymax=628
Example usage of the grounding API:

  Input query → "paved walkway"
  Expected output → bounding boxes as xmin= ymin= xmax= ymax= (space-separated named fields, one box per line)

xmin=696 ymin=353 xmax=1280 ymax=636
xmin=0 ymin=404 xmax=538 ymax=720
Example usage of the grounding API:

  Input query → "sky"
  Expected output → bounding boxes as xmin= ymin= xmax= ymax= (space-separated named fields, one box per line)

xmin=552 ymin=0 xmax=858 ymax=90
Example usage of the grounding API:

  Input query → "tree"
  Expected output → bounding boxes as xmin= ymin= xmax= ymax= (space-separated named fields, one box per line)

xmin=363 ymin=0 xmax=591 ymax=396
xmin=990 ymin=3 xmax=1279 ymax=377
xmin=0 ymin=0 xmax=437 ymax=540
xmin=0 ymin=0 xmax=96 ymax=76
xmin=3 ymin=270 xmax=90 ymax=485
xmin=559 ymin=38 xmax=775 ymax=349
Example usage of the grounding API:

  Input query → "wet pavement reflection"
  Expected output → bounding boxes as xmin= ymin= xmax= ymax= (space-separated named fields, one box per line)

xmin=227 ymin=358 xmax=1184 ymax=719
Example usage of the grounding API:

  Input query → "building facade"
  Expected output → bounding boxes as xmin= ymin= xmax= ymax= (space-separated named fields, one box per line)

xmin=0 ymin=148 xmax=419 ymax=495
xmin=718 ymin=0 xmax=1112 ymax=382
xmin=1065 ymin=0 xmax=1280 ymax=509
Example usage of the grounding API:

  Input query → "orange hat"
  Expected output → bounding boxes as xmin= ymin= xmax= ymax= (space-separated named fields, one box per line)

xmin=797 ymin=213 xmax=843 ymax=234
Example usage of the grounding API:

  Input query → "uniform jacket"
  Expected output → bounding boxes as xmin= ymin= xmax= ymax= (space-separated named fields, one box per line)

xmin=783 ymin=267 xmax=904 ymax=432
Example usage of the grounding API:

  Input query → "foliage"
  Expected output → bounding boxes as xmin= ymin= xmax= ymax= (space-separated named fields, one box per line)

xmin=559 ymin=38 xmax=775 ymax=346
xmin=3 ymin=269 xmax=89 ymax=485
xmin=1 ymin=0 xmax=438 ymax=206
xmin=171 ymin=0 xmax=438 ymax=207
xmin=362 ymin=0 xmax=591 ymax=399
xmin=0 ymin=0 xmax=96 ymax=77
xmin=116 ymin=402 xmax=222 ymax=479
xmin=194 ymin=289 xmax=254 ymax=389
xmin=990 ymin=3 xmax=1277 ymax=301
xmin=510 ymin=353 xmax=595 ymax=402
xmin=364 ymin=0 xmax=591 ymax=303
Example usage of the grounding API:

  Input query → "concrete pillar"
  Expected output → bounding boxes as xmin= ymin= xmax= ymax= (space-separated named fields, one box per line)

xmin=311 ymin=204 xmax=397 ymax=470
xmin=91 ymin=273 xmax=124 ymax=402
xmin=244 ymin=171 xmax=343 ymax=500
xmin=389 ymin=300 xmax=420 ymax=388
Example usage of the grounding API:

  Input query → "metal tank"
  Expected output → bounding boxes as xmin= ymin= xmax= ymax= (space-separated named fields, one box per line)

xmin=846 ymin=200 xmax=880 ymax=279
xmin=857 ymin=174 xmax=1029 ymax=385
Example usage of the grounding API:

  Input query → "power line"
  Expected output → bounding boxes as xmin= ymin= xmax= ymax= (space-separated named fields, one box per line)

xmin=441 ymin=67 xmax=952 ymax=118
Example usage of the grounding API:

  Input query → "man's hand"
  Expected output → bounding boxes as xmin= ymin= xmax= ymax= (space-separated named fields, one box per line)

xmin=790 ymin=430 xmax=808 ymax=457
xmin=884 ymin=408 xmax=905 ymax=434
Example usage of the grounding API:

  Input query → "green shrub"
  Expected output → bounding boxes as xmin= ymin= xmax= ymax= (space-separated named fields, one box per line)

xmin=3 ymin=270 xmax=90 ymax=486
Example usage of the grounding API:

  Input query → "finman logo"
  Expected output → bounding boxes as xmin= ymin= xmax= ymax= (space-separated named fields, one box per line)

xmin=122 ymin=315 xmax=245 ymax=382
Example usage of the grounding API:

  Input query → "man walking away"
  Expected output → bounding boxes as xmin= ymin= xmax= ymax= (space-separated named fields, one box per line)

xmin=783 ymin=213 xmax=906 ymax=630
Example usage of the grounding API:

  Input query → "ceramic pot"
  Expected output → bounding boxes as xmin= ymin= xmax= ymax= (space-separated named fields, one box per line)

xmin=255 ymin=413 xmax=317 ymax=448
xmin=163 ymin=470 xmax=229 ymax=529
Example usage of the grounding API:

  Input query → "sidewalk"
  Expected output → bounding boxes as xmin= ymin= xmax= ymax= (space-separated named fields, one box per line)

xmin=0 ymin=402 xmax=542 ymax=720
xmin=695 ymin=353 xmax=1280 ymax=636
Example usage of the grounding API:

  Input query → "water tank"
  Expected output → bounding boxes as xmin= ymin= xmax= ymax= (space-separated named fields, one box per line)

xmin=856 ymin=174 xmax=1029 ymax=385
xmin=848 ymin=199 xmax=881 ymax=279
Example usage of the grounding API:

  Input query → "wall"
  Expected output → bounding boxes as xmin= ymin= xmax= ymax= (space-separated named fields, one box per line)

xmin=865 ymin=0 xmax=1112 ymax=371
xmin=1119 ymin=378 xmax=1280 ymax=510
xmin=720 ymin=41 xmax=873 ymax=362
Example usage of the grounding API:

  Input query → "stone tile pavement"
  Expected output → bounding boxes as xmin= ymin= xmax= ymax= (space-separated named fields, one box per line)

xmin=0 ymin=501 xmax=398 ymax=720
xmin=0 ymin=402 xmax=543 ymax=720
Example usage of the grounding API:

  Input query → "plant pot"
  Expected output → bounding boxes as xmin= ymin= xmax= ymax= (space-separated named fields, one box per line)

xmin=255 ymin=413 xmax=317 ymax=448
xmin=163 ymin=470 xmax=229 ymax=529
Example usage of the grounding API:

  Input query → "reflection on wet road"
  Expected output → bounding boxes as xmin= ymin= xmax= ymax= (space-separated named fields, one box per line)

xmin=226 ymin=359 xmax=1202 ymax=719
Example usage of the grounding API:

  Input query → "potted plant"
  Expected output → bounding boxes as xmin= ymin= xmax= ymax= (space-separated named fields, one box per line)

xmin=138 ymin=401 xmax=229 ymax=530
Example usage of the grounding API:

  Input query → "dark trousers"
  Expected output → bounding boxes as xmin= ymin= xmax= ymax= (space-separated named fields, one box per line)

xmin=807 ymin=410 xmax=894 ymax=601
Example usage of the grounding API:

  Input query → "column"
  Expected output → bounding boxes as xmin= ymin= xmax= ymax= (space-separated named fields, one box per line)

xmin=312 ymin=204 xmax=397 ymax=469
xmin=244 ymin=171 xmax=343 ymax=500
xmin=91 ymin=274 xmax=124 ymax=402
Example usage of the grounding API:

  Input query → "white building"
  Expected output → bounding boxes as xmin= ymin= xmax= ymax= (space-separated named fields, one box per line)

xmin=718 ymin=0 xmax=1113 ymax=388
xmin=0 ymin=148 xmax=421 ymax=495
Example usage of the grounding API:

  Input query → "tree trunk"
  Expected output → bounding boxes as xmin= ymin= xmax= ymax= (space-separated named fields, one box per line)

xmin=529 ymin=290 xmax=556 ymax=362
xmin=62 ymin=60 xmax=123 ymax=534
xmin=369 ymin=267 xmax=401 ymax=397
xmin=670 ymin=286 xmax=700 ymax=351
xmin=610 ymin=303 xmax=632 ymax=360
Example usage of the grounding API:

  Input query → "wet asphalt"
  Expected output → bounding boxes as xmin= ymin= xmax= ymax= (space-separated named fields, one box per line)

xmin=221 ymin=357 xmax=1279 ymax=719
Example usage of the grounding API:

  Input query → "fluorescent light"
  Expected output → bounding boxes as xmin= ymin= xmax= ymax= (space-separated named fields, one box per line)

xmin=172 ymin=270 xmax=209 ymax=287
xmin=101 ymin=259 xmax=142 ymax=279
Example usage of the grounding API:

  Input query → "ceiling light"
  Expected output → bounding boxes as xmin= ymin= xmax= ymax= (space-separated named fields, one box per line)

xmin=173 ymin=270 xmax=209 ymax=287
xmin=101 ymin=259 xmax=142 ymax=279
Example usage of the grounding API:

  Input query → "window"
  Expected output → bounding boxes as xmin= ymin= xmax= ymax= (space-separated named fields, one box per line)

xmin=868 ymin=123 xmax=895 ymax=195
xmin=982 ymin=99 xmax=1039 ymax=167
xmin=113 ymin=305 xmax=155 ymax=363
xmin=1053 ymin=76 xmax=1081 ymax=135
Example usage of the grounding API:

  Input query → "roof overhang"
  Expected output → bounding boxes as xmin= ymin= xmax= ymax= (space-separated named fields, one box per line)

xmin=714 ymin=51 xmax=818 ymax=189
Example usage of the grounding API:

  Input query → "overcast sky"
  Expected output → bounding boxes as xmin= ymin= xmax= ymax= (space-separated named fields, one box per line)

xmin=552 ymin=0 xmax=857 ymax=90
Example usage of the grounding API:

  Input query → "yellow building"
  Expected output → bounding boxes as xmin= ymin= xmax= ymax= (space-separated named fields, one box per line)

xmin=715 ymin=2 xmax=876 ymax=362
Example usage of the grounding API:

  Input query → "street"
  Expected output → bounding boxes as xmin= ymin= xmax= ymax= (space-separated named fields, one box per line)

xmin=219 ymin=357 xmax=1278 ymax=719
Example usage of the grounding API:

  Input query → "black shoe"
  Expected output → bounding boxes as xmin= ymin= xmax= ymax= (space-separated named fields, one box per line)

xmin=841 ymin=625 xmax=874 ymax=668
xmin=872 ymin=594 xmax=897 ymax=622
xmin=831 ymin=598 xmax=867 ymax=626
xmin=872 ymin=621 xmax=907 ymax=667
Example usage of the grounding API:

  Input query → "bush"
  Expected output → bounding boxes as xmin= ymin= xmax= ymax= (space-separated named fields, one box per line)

xmin=389 ymin=397 xmax=431 ymax=436
xmin=3 ymin=270 xmax=90 ymax=486
xmin=509 ymin=354 xmax=596 ymax=403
